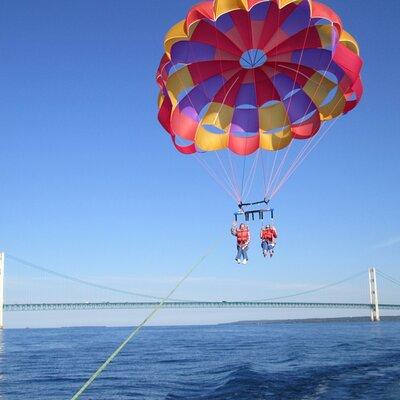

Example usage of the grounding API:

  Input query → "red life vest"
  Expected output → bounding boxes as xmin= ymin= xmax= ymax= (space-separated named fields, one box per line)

xmin=236 ymin=228 xmax=249 ymax=246
xmin=261 ymin=228 xmax=277 ymax=242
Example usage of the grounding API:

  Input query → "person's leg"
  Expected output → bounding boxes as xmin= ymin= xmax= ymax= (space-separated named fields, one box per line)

xmin=261 ymin=241 xmax=268 ymax=256
xmin=268 ymin=242 xmax=275 ymax=257
xmin=235 ymin=245 xmax=242 ymax=262
xmin=242 ymin=246 xmax=248 ymax=261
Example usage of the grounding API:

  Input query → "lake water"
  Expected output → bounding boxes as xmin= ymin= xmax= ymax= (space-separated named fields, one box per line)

xmin=1 ymin=322 xmax=400 ymax=399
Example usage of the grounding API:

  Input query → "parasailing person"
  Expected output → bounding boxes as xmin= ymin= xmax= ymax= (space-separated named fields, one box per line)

xmin=231 ymin=222 xmax=251 ymax=264
xmin=260 ymin=224 xmax=278 ymax=258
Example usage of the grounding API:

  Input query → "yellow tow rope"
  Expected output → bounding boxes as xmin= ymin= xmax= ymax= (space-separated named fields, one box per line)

xmin=71 ymin=239 xmax=221 ymax=399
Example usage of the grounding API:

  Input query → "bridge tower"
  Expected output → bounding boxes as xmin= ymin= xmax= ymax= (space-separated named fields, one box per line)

xmin=368 ymin=267 xmax=380 ymax=322
xmin=0 ymin=252 xmax=4 ymax=329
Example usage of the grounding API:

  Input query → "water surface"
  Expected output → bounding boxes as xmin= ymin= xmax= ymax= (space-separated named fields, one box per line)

xmin=1 ymin=322 xmax=400 ymax=399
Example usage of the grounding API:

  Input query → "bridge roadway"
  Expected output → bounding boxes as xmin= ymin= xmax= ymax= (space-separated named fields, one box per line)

xmin=4 ymin=301 xmax=400 ymax=312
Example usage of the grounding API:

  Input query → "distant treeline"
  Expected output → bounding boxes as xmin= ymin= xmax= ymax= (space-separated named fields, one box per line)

xmin=223 ymin=316 xmax=400 ymax=325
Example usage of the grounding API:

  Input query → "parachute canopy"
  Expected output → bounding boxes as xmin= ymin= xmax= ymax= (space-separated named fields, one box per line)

xmin=156 ymin=0 xmax=363 ymax=156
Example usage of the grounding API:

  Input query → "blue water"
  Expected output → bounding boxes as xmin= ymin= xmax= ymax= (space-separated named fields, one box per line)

xmin=1 ymin=322 xmax=400 ymax=399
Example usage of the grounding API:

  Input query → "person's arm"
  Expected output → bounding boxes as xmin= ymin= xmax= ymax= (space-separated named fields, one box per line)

xmin=245 ymin=230 xmax=251 ymax=247
xmin=231 ymin=223 xmax=237 ymax=236
xmin=260 ymin=229 xmax=263 ymax=239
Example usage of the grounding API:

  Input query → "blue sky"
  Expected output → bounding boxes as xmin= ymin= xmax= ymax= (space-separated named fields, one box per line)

xmin=1 ymin=0 xmax=400 ymax=328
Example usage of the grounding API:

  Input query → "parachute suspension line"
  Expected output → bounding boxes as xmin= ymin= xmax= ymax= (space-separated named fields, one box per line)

xmin=238 ymin=8 xmax=251 ymax=202
xmin=213 ymin=11 xmax=228 ymax=99
xmin=211 ymin=75 xmax=240 ymax=127
xmin=270 ymin=66 xmax=357 ymax=199
xmin=264 ymin=3 xmax=283 ymax=199
xmin=247 ymin=30 xmax=268 ymax=201
xmin=209 ymin=13 xmax=241 ymax=138
xmin=269 ymin=138 xmax=317 ymax=198
xmin=194 ymin=154 xmax=239 ymax=202
xmin=274 ymin=122 xmax=332 ymax=194
xmin=228 ymin=150 xmax=242 ymax=203
xmin=240 ymin=128 xmax=249 ymax=200
xmin=245 ymin=149 xmax=260 ymax=196
xmin=268 ymin=62 xmax=334 ymax=183
xmin=253 ymin=49 xmax=267 ymax=68
xmin=187 ymin=28 xmax=242 ymax=203
xmin=185 ymin=29 xmax=239 ymax=132
xmin=265 ymin=149 xmax=279 ymax=198
xmin=240 ymin=73 xmax=254 ymax=199
xmin=270 ymin=116 xmax=340 ymax=198
xmin=271 ymin=114 xmax=342 ymax=199
xmin=186 ymin=35 xmax=243 ymax=203
xmin=266 ymin=146 xmax=292 ymax=198
xmin=243 ymin=149 xmax=260 ymax=201
xmin=260 ymin=150 xmax=268 ymax=196
xmin=237 ymin=0 xmax=264 ymax=203
xmin=197 ymin=87 xmax=244 ymax=203
xmin=265 ymin=19 xmax=312 ymax=198
xmin=195 ymin=154 xmax=235 ymax=200
xmin=209 ymin=22 xmax=244 ymax=203
xmin=208 ymin=75 xmax=243 ymax=201
xmin=240 ymin=7 xmax=255 ymax=202
xmin=214 ymin=151 xmax=241 ymax=203
xmin=266 ymin=23 xmax=331 ymax=200
xmin=242 ymin=149 xmax=256 ymax=197
xmin=245 ymin=4 xmax=256 ymax=67
xmin=240 ymin=155 xmax=246 ymax=199
xmin=266 ymin=59 xmax=336 ymax=199
xmin=70 ymin=239 xmax=222 ymax=400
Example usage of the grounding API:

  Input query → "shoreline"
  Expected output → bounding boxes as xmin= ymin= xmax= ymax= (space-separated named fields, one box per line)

xmin=5 ymin=315 xmax=400 ymax=330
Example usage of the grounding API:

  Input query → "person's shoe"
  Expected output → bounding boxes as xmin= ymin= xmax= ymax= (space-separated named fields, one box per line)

xmin=235 ymin=258 xmax=241 ymax=264
xmin=269 ymin=252 xmax=273 ymax=258
xmin=263 ymin=250 xmax=267 ymax=257
xmin=242 ymin=259 xmax=248 ymax=265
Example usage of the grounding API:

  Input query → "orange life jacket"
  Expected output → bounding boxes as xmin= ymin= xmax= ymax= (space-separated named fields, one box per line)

xmin=236 ymin=228 xmax=249 ymax=246
xmin=261 ymin=228 xmax=277 ymax=242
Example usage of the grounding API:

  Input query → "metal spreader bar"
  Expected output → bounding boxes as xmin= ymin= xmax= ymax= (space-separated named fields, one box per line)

xmin=234 ymin=198 xmax=274 ymax=222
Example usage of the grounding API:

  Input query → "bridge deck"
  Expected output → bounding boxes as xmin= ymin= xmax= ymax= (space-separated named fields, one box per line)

xmin=4 ymin=301 xmax=400 ymax=311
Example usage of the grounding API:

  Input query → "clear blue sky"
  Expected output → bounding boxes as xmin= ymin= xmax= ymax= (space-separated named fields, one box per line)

xmin=1 ymin=0 xmax=400 ymax=327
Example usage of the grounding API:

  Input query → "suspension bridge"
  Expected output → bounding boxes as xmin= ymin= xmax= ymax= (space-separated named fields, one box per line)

xmin=1 ymin=251 xmax=400 ymax=328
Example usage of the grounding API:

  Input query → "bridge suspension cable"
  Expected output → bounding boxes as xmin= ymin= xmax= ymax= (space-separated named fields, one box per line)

xmin=376 ymin=269 xmax=400 ymax=288
xmin=6 ymin=254 xmax=371 ymax=305
xmin=7 ymin=253 xmax=194 ymax=303
xmin=251 ymin=270 xmax=367 ymax=302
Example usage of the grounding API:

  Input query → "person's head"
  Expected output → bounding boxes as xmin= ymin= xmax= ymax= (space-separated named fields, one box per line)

xmin=239 ymin=223 xmax=246 ymax=230
xmin=266 ymin=224 xmax=271 ymax=229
